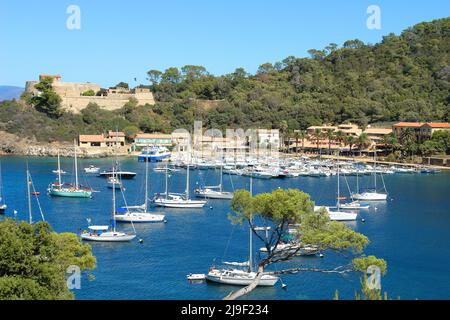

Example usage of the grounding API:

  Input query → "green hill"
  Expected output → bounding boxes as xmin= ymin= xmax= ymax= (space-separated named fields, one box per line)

xmin=0 ymin=18 xmax=448 ymax=143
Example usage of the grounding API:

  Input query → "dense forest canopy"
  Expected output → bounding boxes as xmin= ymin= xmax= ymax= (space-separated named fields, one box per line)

xmin=0 ymin=18 xmax=448 ymax=142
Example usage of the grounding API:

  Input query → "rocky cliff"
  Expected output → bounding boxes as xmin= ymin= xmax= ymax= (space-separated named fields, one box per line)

xmin=0 ymin=131 xmax=119 ymax=158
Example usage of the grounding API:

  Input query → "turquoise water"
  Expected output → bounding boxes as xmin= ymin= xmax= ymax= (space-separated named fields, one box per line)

xmin=1 ymin=156 xmax=449 ymax=300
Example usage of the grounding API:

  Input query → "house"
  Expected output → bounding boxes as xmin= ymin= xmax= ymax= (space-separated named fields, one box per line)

xmin=79 ymin=135 xmax=106 ymax=148
xmin=364 ymin=127 xmax=393 ymax=146
xmin=134 ymin=133 xmax=173 ymax=147
xmin=392 ymin=122 xmax=450 ymax=142
xmin=79 ymin=131 xmax=126 ymax=149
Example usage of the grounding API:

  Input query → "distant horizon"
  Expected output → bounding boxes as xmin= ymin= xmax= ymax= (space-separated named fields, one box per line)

xmin=1 ymin=0 xmax=449 ymax=87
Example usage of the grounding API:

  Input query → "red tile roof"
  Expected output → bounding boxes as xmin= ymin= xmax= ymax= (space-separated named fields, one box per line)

xmin=422 ymin=122 xmax=450 ymax=128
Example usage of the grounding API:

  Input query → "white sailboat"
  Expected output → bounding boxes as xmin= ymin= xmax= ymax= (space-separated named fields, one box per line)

xmin=0 ymin=162 xmax=6 ymax=213
xmin=352 ymin=151 xmax=388 ymax=201
xmin=116 ymin=155 xmax=166 ymax=223
xmin=316 ymin=158 xmax=357 ymax=221
xmin=26 ymin=168 xmax=46 ymax=224
xmin=195 ymin=165 xmax=234 ymax=200
xmin=81 ymin=143 xmax=136 ymax=242
xmin=206 ymin=176 xmax=279 ymax=287
xmin=153 ymin=164 xmax=207 ymax=208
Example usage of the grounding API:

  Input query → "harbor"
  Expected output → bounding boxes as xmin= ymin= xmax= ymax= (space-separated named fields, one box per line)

xmin=0 ymin=155 xmax=448 ymax=299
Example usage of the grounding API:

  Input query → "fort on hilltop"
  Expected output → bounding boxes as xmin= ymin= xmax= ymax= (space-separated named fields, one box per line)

xmin=25 ymin=74 xmax=155 ymax=113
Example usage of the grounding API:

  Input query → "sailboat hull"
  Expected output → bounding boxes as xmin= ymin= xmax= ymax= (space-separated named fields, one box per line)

xmin=115 ymin=212 xmax=166 ymax=223
xmin=206 ymin=270 xmax=278 ymax=286
xmin=81 ymin=232 xmax=136 ymax=242
xmin=154 ymin=199 xmax=206 ymax=208
xmin=195 ymin=190 xmax=234 ymax=200
xmin=49 ymin=189 xmax=92 ymax=198
xmin=353 ymin=192 xmax=387 ymax=201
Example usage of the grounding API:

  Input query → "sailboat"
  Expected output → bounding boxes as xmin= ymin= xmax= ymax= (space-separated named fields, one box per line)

xmin=116 ymin=155 xmax=166 ymax=223
xmin=153 ymin=164 xmax=207 ymax=208
xmin=26 ymin=168 xmax=46 ymax=224
xmin=316 ymin=157 xmax=358 ymax=221
xmin=81 ymin=167 xmax=136 ymax=242
xmin=352 ymin=151 xmax=388 ymax=201
xmin=0 ymin=162 xmax=7 ymax=213
xmin=195 ymin=165 xmax=234 ymax=200
xmin=206 ymin=176 xmax=279 ymax=287
xmin=48 ymin=145 xmax=93 ymax=198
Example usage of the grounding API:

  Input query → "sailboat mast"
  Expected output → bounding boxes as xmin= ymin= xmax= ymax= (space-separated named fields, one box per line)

xmin=249 ymin=174 xmax=253 ymax=272
xmin=186 ymin=164 xmax=190 ymax=199
xmin=374 ymin=150 xmax=377 ymax=190
xmin=27 ymin=169 xmax=32 ymax=224
xmin=144 ymin=151 xmax=149 ymax=211
xmin=220 ymin=165 xmax=223 ymax=192
xmin=74 ymin=140 xmax=79 ymax=189
xmin=57 ymin=150 xmax=62 ymax=186
xmin=165 ymin=163 xmax=168 ymax=199
xmin=112 ymin=165 xmax=116 ymax=232
xmin=337 ymin=157 xmax=340 ymax=211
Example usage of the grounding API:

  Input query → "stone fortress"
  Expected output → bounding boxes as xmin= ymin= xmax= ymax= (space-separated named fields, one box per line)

xmin=25 ymin=74 xmax=155 ymax=113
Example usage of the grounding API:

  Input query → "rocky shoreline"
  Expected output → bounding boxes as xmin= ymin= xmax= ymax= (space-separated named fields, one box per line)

xmin=0 ymin=131 xmax=121 ymax=158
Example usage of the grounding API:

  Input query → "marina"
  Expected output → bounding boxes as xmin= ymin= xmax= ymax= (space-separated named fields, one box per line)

xmin=0 ymin=155 xmax=448 ymax=299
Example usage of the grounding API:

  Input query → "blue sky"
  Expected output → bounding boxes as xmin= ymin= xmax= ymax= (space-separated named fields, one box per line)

xmin=0 ymin=0 xmax=449 ymax=87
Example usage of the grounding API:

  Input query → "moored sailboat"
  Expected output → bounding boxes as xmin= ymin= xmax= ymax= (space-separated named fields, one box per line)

xmin=116 ymin=155 xmax=166 ymax=223
xmin=48 ymin=145 xmax=93 ymax=198
xmin=81 ymin=167 xmax=136 ymax=242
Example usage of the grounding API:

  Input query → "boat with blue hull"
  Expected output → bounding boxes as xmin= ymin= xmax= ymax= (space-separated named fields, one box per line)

xmin=138 ymin=146 xmax=171 ymax=162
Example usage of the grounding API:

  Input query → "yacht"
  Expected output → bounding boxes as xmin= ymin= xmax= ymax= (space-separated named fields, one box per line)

xmin=81 ymin=167 xmax=136 ymax=242
xmin=195 ymin=166 xmax=234 ymax=200
xmin=206 ymin=176 xmax=279 ymax=287
xmin=84 ymin=165 xmax=100 ymax=173
xmin=138 ymin=146 xmax=171 ymax=162
xmin=115 ymin=157 xmax=166 ymax=223
xmin=153 ymin=165 xmax=207 ymax=208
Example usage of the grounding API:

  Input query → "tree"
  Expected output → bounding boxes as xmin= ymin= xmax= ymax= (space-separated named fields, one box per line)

xmin=312 ymin=129 xmax=323 ymax=154
xmin=0 ymin=219 xmax=96 ymax=300
xmin=382 ymin=133 xmax=399 ymax=155
xmin=115 ymin=82 xmax=129 ymax=89
xmin=356 ymin=133 xmax=371 ymax=155
xmin=181 ymin=65 xmax=208 ymax=80
xmin=161 ymin=67 xmax=182 ymax=84
xmin=123 ymin=125 xmax=139 ymax=141
xmin=146 ymin=69 xmax=163 ymax=85
xmin=325 ymin=129 xmax=335 ymax=154
xmin=81 ymin=90 xmax=95 ymax=96
xmin=31 ymin=77 xmax=63 ymax=118
xmin=346 ymin=135 xmax=357 ymax=156
xmin=224 ymin=188 xmax=383 ymax=300
xmin=399 ymin=128 xmax=418 ymax=159
xmin=257 ymin=63 xmax=275 ymax=74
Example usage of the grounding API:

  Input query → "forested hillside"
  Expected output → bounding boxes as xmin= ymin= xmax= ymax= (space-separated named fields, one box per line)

xmin=0 ymin=18 xmax=448 ymax=142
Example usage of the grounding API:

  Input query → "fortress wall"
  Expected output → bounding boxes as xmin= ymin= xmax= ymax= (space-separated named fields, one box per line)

xmin=63 ymin=94 xmax=155 ymax=113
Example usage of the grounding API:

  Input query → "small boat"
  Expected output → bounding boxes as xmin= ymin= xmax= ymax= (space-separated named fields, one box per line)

xmin=52 ymin=169 xmax=67 ymax=175
xmin=84 ymin=165 xmax=100 ymax=173
xmin=107 ymin=177 xmax=124 ymax=190
xmin=187 ymin=273 xmax=206 ymax=281
xmin=31 ymin=191 xmax=41 ymax=196
xmin=0 ymin=162 xmax=6 ymax=213
xmin=338 ymin=201 xmax=370 ymax=210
